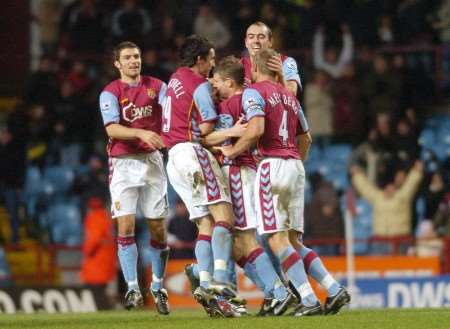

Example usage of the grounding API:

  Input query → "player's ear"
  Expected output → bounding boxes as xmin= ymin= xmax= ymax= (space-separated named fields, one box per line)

xmin=114 ymin=60 xmax=121 ymax=70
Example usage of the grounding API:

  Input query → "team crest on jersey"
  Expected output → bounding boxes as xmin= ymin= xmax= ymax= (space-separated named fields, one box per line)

xmin=147 ymin=88 xmax=156 ymax=99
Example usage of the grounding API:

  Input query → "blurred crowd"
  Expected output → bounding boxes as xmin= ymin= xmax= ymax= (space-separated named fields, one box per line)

xmin=0 ymin=0 xmax=449 ymax=269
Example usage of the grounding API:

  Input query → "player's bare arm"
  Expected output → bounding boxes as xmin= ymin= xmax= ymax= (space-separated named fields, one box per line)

xmin=297 ymin=132 xmax=312 ymax=161
xmin=201 ymin=117 xmax=248 ymax=146
xmin=106 ymin=123 xmax=164 ymax=149
xmin=218 ymin=117 xmax=264 ymax=159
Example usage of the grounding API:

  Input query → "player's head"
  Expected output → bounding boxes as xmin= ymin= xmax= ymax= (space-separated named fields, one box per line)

xmin=211 ymin=56 xmax=244 ymax=99
xmin=179 ymin=35 xmax=215 ymax=77
xmin=253 ymin=48 xmax=279 ymax=79
xmin=245 ymin=21 xmax=273 ymax=57
xmin=113 ymin=41 xmax=142 ymax=80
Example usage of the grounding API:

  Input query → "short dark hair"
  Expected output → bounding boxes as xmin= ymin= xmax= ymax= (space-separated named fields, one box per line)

xmin=214 ymin=56 xmax=244 ymax=86
xmin=254 ymin=48 xmax=278 ymax=77
xmin=113 ymin=41 xmax=141 ymax=61
xmin=179 ymin=35 xmax=213 ymax=67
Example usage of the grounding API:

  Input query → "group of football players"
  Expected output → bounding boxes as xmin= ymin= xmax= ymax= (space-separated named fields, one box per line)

xmin=99 ymin=21 xmax=350 ymax=317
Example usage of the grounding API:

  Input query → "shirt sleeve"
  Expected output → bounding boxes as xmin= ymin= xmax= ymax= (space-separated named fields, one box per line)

xmin=158 ymin=82 xmax=167 ymax=107
xmin=99 ymin=91 xmax=120 ymax=126
xmin=283 ymin=57 xmax=302 ymax=88
xmin=215 ymin=114 xmax=234 ymax=130
xmin=242 ymin=88 xmax=265 ymax=121
xmin=296 ymin=104 xmax=310 ymax=135
xmin=193 ymin=81 xmax=217 ymax=123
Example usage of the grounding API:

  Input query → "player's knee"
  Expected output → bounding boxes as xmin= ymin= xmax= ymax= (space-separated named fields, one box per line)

xmin=149 ymin=220 xmax=167 ymax=242
xmin=196 ymin=216 xmax=214 ymax=235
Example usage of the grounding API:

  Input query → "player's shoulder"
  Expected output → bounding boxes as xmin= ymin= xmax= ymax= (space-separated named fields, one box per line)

xmin=281 ymin=55 xmax=298 ymax=70
xmin=102 ymin=79 xmax=121 ymax=95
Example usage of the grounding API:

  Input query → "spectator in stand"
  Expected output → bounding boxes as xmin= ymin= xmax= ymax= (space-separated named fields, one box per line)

xmin=332 ymin=63 xmax=364 ymax=143
xmin=36 ymin=0 xmax=63 ymax=54
xmin=141 ymin=48 xmax=170 ymax=82
xmin=377 ymin=15 xmax=395 ymax=45
xmin=361 ymin=55 xmax=402 ymax=121
xmin=372 ymin=112 xmax=398 ymax=187
xmin=193 ymin=4 xmax=231 ymax=50
xmin=396 ymin=0 xmax=433 ymax=44
xmin=350 ymin=161 xmax=424 ymax=243
xmin=65 ymin=60 xmax=92 ymax=95
xmin=424 ymin=172 xmax=447 ymax=220
xmin=80 ymin=197 xmax=117 ymax=289
xmin=350 ymin=129 xmax=380 ymax=185
xmin=304 ymin=70 xmax=334 ymax=147
xmin=294 ymin=0 xmax=323 ymax=48
xmin=414 ymin=220 xmax=443 ymax=257
xmin=111 ymin=0 xmax=152 ymax=45
xmin=394 ymin=117 xmax=420 ymax=169
xmin=259 ymin=2 xmax=286 ymax=50
xmin=229 ymin=0 xmax=257 ymax=49
xmin=434 ymin=193 xmax=450 ymax=237
xmin=312 ymin=24 xmax=354 ymax=79
xmin=0 ymin=121 xmax=26 ymax=244
xmin=24 ymin=55 xmax=58 ymax=109
xmin=430 ymin=0 xmax=450 ymax=44
xmin=73 ymin=154 xmax=109 ymax=216
xmin=66 ymin=0 xmax=105 ymax=53
xmin=304 ymin=173 xmax=344 ymax=256
xmin=167 ymin=198 xmax=197 ymax=259
xmin=27 ymin=104 xmax=52 ymax=168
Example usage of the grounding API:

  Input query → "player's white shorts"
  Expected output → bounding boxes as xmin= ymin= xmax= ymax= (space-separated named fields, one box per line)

xmin=222 ymin=165 xmax=257 ymax=231
xmin=166 ymin=142 xmax=231 ymax=221
xmin=109 ymin=152 xmax=168 ymax=219
xmin=255 ymin=158 xmax=305 ymax=235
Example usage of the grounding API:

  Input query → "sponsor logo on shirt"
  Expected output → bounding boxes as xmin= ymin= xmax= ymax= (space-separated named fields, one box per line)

xmin=122 ymin=102 xmax=153 ymax=122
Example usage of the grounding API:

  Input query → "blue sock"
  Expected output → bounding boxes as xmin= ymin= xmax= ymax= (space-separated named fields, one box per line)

xmin=195 ymin=235 xmax=213 ymax=288
xmin=227 ymin=260 xmax=237 ymax=288
xmin=250 ymin=248 xmax=287 ymax=301
xmin=211 ymin=222 xmax=233 ymax=283
xmin=117 ymin=235 xmax=139 ymax=291
xmin=258 ymin=233 xmax=284 ymax=280
xmin=278 ymin=246 xmax=317 ymax=306
xmin=193 ymin=263 xmax=199 ymax=279
xmin=237 ymin=256 xmax=269 ymax=298
xmin=298 ymin=246 xmax=340 ymax=297
xmin=149 ymin=239 xmax=169 ymax=291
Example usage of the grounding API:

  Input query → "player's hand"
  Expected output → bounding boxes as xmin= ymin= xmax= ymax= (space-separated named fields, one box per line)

xmin=214 ymin=144 xmax=236 ymax=159
xmin=136 ymin=130 xmax=165 ymax=149
xmin=228 ymin=117 xmax=248 ymax=137
xmin=267 ymin=54 xmax=283 ymax=79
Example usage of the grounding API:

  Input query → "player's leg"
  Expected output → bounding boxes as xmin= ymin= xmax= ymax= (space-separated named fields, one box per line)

xmin=267 ymin=232 xmax=320 ymax=313
xmin=195 ymin=215 xmax=215 ymax=289
xmin=110 ymin=156 xmax=143 ymax=310
xmin=256 ymin=159 xmax=321 ymax=316
xmin=116 ymin=213 xmax=143 ymax=309
xmin=289 ymin=232 xmax=350 ymax=314
xmin=208 ymin=201 xmax=234 ymax=286
xmin=235 ymin=229 xmax=293 ymax=316
xmin=139 ymin=151 xmax=171 ymax=314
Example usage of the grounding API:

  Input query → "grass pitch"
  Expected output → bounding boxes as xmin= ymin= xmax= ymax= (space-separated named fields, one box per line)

xmin=0 ymin=309 xmax=449 ymax=329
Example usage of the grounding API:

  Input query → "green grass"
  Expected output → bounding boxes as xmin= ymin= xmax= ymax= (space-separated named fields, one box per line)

xmin=0 ymin=309 xmax=449 ymax=329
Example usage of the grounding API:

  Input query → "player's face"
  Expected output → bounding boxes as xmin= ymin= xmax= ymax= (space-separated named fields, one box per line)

xmin=211 ymin=72 xmax=232 ymax=99
xmin=115 ymin=47 xmax=141 ymax=79
xmin=198 ymin=48 xmax=216 ymax=77
xmin=245 ymin=24 xmax=272 ymax=57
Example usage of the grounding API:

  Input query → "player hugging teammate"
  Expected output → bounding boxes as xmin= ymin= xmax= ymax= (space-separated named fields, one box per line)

xmin=99 ymin=22 xmax=350 ymax=318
